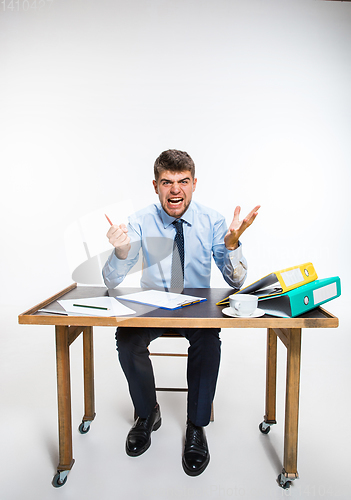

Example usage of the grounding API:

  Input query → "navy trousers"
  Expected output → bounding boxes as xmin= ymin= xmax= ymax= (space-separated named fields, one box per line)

xmin=116 ymin=327 xmax=221 ymax=427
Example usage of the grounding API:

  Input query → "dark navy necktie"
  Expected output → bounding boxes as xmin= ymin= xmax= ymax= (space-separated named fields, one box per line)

xmin=170 ymin=219 xmax=184 ymax=292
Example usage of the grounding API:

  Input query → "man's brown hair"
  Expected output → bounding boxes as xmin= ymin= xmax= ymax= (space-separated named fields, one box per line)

xmin=154 ymin=149 xmax=195 ymax=181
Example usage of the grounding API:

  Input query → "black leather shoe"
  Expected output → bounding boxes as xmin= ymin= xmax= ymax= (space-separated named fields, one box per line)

xmin=182 ymin=420 xmax=210 ymax=476
xmin=126 ymin=404 xmax=161 ymax=457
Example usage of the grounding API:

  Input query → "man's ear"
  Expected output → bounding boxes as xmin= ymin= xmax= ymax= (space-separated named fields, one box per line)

xmin=152 ymin=179 xmax=158 ymax=194
xmin=192 ymin=177 xmax=197 ymax=192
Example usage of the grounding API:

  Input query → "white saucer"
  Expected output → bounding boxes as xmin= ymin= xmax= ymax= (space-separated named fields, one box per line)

xmin=222 ymin=307 xmax=265 ymax=318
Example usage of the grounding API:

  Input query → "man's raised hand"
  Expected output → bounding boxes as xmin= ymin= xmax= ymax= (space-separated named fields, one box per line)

xmin=107 ymin=223 xmax=131 ymax=260
xmin=224 ymin=205 xmax=260 ymax=250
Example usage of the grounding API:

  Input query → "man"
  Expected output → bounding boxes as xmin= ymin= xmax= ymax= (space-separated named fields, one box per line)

xmin=103 ymin=149 xmax=259 ymax=476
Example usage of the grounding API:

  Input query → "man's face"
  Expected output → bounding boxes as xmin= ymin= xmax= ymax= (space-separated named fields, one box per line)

xmin=153 ymin=170 xmax=197 ymax=219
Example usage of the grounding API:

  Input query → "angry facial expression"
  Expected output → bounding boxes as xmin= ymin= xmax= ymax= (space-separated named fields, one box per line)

xmin=153 ymin=170 xmax=197 ymax=219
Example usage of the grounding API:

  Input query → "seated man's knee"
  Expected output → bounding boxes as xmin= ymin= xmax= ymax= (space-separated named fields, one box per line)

xmin=115 ymin=327 xmax=150 ymax=354
xmin=206 ymin=328 xmax=221 ymax=348
xmin=186 ymin=327 xmax=221 ymax=346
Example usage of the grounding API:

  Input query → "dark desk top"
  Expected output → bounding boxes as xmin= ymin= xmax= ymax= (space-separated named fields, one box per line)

xmin=19 ymin=284 xmax=339 ymax=329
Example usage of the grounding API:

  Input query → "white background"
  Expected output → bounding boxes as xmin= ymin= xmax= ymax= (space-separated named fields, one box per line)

xmin=1 ymin=1 xmax=350 ymax=499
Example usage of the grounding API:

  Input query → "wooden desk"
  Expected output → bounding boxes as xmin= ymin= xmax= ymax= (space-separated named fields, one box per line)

xmin=19 ymin=284 xmax=338 ymax=489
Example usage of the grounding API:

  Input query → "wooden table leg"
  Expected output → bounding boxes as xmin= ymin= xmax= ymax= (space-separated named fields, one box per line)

xmin=80 ymin=327 xmax=96 ymax=432
xmin=259 ymin=329 xmax=278 ymax=435
xmin=54 ymin=325 xmax=75 ymax=486
xmin=280 ymin=327 xmax=302 ymax=487
xmin=265 ymin=328 xmax=278 ymax=425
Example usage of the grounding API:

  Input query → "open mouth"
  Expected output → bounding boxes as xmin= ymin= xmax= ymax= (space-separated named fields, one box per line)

xmin=168 ymin=197 xmax=183 ymax=206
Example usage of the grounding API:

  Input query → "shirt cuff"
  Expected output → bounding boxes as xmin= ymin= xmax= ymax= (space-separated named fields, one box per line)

xmin=103 ymin=250 xmax=128 ymax=287
xmin=107 ymin=249 xmax=119 ymax=267
xmin=227 ymin=241 xmax=243 ymax=267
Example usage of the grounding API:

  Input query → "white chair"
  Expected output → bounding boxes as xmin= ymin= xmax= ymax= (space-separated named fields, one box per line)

xmin=64 ymin=203 xmax=213 ymax=422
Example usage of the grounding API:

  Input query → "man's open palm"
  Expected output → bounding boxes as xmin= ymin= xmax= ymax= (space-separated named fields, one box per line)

xmin=224 ymin=205 xmax=260 ymax=250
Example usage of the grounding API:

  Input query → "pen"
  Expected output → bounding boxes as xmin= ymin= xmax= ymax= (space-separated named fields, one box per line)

xmin=73 ymin=304 xmax=110 ymax=311
xmin=180 ymin=300 xmax=201 ymax=307
xmin=216 ymin=299 xmax=230 ymax=306
xmin=105 ymin=214 xmax=113 ymax=226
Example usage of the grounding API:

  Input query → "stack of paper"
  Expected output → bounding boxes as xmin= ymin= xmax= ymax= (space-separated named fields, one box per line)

xmin=57 ymin=297 xmax=136 ymax=317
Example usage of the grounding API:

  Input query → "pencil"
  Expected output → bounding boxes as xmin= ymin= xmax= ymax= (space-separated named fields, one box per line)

xmin=105 ymin=214 xmax=113 ymax=226
xmin=73 ymin=304 xmax=110 ymax=311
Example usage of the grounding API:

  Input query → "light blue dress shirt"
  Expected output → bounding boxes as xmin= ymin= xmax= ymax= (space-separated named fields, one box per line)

xmin=102 ymin=200 xmax=247 ymax=290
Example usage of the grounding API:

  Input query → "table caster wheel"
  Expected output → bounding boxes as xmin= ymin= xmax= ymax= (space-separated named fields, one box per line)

xmin=278 ymin=473 xmax=291 ymax=489
xmin=52 ymin=471 xmax=68 ymax=488
xmin=259 ymin=421 xmax=271 ymax=434
xmin=79 ymin=421 xmax=91 ymax=434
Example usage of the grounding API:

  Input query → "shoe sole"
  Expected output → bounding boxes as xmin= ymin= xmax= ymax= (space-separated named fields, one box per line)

xmin=182 ymin=454 xmax=210 ymax=476
xmin=126 ymin=417 xmax=162 ymax=457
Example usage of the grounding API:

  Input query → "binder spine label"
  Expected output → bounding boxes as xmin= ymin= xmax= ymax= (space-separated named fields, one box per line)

xmin=313 ymin=282 xmax=337 ymax=304
xmin=280 ymin=268 xmax=304 ymax=288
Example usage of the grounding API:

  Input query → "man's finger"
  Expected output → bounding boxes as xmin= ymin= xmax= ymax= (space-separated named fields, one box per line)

xmin=232 ymin=206 xmax=241 ymax=223
xmin=107 ymin=222 xmax=128 ymax=236
xmin=243 ymin=211 xmax=259 ymax=228
xmin=246 ymin=205 xmax=261 ymax=219
xmin=107 ymin=225 xmax=118 ymax=238
xmin=119 ymin=231 xmax=130 ymax=244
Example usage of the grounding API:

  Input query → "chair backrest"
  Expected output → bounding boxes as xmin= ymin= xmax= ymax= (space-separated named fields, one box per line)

xmin=64 ymin=200 xmax=141 ymax=285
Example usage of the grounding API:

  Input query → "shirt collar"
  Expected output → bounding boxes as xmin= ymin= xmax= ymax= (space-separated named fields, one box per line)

xmin=159 ymin=202 xmax=194 ymax=228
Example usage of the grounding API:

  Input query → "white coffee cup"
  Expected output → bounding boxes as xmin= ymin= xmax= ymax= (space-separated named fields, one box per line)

xmin=229 ymin=294 xmax=258 ymax=316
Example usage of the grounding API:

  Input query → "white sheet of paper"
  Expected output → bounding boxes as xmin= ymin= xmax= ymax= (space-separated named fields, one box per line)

xmin=58 ymin=297 xmax=136 ymax=316
xmin=118 ymin=289 xmax=205 ymax=310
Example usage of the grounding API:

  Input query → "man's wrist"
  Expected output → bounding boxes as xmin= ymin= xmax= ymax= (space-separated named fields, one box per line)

xmin=114 ymin=246 xmax=130 ymax=260
xmin=226 ymin=241 xmax=239 ymax=251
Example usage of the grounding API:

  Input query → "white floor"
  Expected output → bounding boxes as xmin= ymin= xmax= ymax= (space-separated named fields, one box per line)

xmin=1 ymin=297 xmax=349 ymax=500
